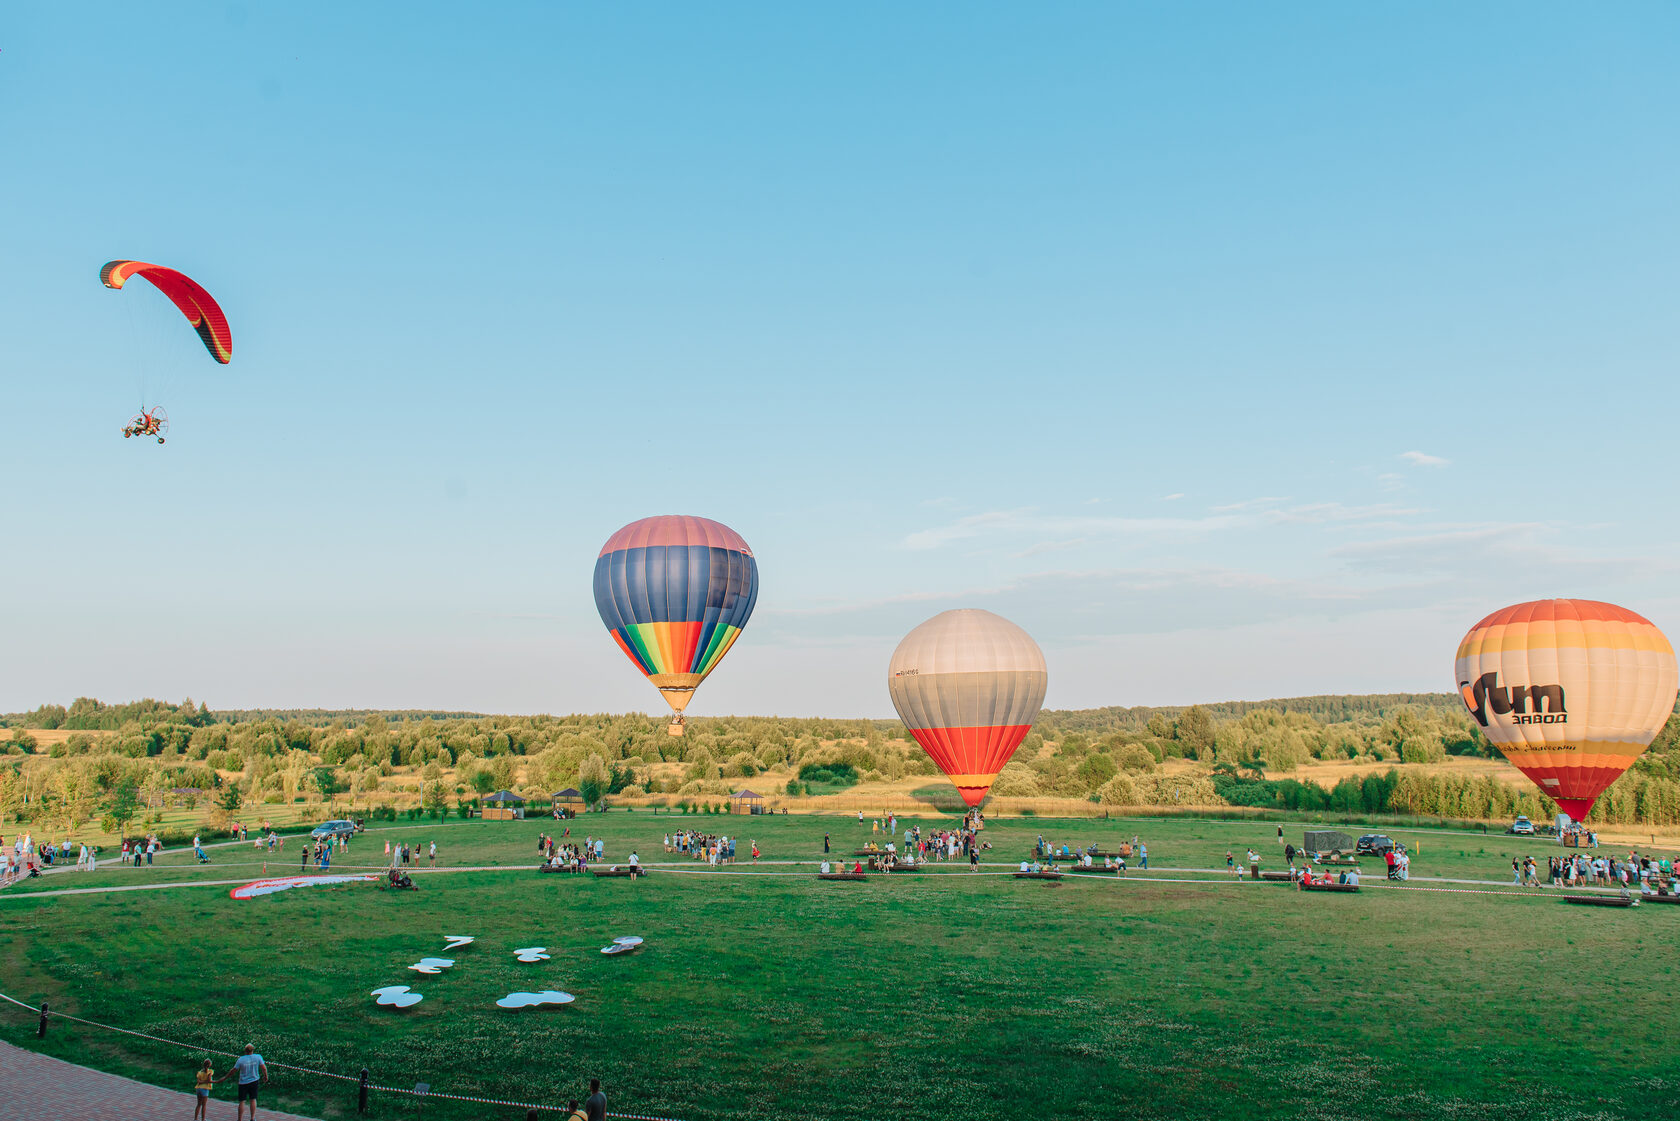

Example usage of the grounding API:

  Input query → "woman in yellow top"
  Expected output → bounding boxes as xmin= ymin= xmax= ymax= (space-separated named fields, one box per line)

xmin=193 ymin=1059 xmax=220 ymax=1120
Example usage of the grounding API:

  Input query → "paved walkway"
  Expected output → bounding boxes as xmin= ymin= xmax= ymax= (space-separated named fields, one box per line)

xmin=0 ymin=1039 xmax=324 ymax=1121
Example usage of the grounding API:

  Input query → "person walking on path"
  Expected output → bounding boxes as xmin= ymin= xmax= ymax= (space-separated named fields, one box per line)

xmin=585 ymin=1078 xmax=607 ymax=1121
xmin=222 ymin=1044 xmax=267 ymax=1121
xmin=193 ymin=1058 xmax=220 ymax=1121
xmin=1140 ymin=842 xmax=1148 ymax=870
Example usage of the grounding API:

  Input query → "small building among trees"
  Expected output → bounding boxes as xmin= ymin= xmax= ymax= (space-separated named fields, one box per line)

xmin=551 ymin=788 xmax=586 ymax=816
xmin=482 ymin=790 xmax=526 ymax=820
xmin=730 ymin=789 xmax=766 ymax=815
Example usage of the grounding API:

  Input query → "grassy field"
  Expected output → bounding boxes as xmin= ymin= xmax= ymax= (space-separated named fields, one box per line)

xmin=2 ymin=813 xmax=1677 ymax=1121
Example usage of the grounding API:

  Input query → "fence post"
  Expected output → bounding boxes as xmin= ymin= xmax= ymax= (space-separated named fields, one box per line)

xmin=37 ymin=1001 xmax=48 ymax=1038
xmin=358 ymin=1067 xmax=369 ymax=1114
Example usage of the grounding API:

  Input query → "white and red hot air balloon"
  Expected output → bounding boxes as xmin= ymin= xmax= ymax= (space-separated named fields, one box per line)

xmin=887 ymin=609 xmax=1048 ymax=807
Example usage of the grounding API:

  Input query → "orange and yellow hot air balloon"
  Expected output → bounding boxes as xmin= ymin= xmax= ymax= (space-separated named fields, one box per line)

xmin=1454 ymin=599 xmax=1677 ymax=822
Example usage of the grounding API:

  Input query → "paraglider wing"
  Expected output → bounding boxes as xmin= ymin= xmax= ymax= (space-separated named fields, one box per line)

xmin=100 ymin=260 xmax=232 ymax=364
xmin=593 ymin=515 xmax=758 ymax=717
xmin=887 ymin=609 xmax=1048 ymax=807
xmin=1455 ymin=599 xmax=1678 ymax=822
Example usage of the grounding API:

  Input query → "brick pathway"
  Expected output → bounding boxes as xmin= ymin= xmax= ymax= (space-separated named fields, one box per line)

xmin=0 ymin=1039 xmax=324 ymax=1121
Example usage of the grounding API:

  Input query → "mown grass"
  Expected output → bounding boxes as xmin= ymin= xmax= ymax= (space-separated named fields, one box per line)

xmin=2 ymin=815 xmax=1676 ymax=1120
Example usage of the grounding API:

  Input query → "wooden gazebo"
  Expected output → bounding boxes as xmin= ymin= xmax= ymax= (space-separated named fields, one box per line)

xmin=730 ymin=789 xmax=766 ymax=816
xmin=552 ymin=788 xmax=586 ymax=815
xmin=482 ymin=790 xmax=526 ymax=821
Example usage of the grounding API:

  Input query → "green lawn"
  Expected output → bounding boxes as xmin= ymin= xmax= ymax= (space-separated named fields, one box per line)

xmin=2 ymin=813 xmax=1675 ymax=1120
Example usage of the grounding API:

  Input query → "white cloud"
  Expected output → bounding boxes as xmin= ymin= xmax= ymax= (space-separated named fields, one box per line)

xmin=1399 ymin=451 xmax=1450 ymax=467
xmin=1161 ymin=493 xmax=1185 ymax=502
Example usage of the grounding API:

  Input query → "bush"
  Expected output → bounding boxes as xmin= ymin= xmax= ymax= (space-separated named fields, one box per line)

xmin=797 ymin=762 xmax=858 ymax=790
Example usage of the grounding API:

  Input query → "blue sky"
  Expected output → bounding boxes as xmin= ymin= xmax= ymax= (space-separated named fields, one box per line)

xmin=3 ymin=3 xmax=1678 ymax=717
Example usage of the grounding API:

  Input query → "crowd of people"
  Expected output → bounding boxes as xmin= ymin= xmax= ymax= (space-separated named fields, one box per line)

xmin=541 ymin=831 xmax=603 ymax=871
xmin=1032 ymin=833 xmax=1147 ymax=871
xmin=1510 ymin=851 xmax=1680 ymax=893
xmin=664 ymin=831 xmax=737 ymax=864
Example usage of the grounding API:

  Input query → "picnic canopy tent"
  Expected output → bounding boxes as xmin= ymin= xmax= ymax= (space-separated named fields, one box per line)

xmin=1303 ymin=830 xmax=1356 ymax=855
xmin=552 ymin=788 xmax=586 ymax=813
xmin=483 ymin=790 xmax=526 ymax=821
xmin=730 ymin=789 xmax=766 ymax=815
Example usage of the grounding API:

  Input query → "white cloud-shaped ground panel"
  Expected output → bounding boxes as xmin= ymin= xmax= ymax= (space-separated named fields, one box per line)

xmin=372 ymin=986 xmax=422 ymax=1009
xmin=408 ymin=957 xmax=455 ymax=974
xmin=496 ymin=990 xmax=575 ymax=1010
xmin=613 ymin=936 xmax=643 ymax=946
xmin=443 ymin=935 xmax=475 ymax=951
xmin=514 ymin=947 xmax=550 ymax=963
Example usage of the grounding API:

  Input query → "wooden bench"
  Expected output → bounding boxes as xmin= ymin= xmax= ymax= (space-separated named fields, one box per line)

xmin=1014 ymin=871 xmax=1064 ymax=881
xmin=1642 ymin=894 xmax=1679 ymax=905
xmin=818 ymin=872 xmax=868 ymax=881
xmin=1563 ymin=894 xmax=1635 ymax=907
xmin=1259 ymin=871 xmax=1295 ymax=882
xmin=592 ymin=868 xmax=641 ymax=878
xmin=1299 ymin=881 xmax=1360 ymax=893
xmin=1066 ymin=865 xmax=1121 ymax=874
xmin=537 ymin=865 xmax=583 ymax=874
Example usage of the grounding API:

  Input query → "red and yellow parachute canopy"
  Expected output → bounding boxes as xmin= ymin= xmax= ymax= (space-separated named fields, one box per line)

xmin=100 ymin=260 xmax=232 ymax=364
xmin=1455 ymin=598 xmax=1677 ymax=822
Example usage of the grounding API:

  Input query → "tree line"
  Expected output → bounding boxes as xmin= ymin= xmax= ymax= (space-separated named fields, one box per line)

xmin=3 ymin=695 xmax=1678 ymax=830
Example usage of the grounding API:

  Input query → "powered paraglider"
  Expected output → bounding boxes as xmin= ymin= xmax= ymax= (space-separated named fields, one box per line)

xmin=121 ymin=406 xmax=169 ymax=444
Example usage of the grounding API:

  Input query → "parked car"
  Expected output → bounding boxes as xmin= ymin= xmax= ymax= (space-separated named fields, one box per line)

xmin=311 ymin=820 xmax=357 ymax=840
xmin=1356 ymin=834 xmax=1396 ymax=855
xmin=1508 ymin=816 xmax=1536 ymax=835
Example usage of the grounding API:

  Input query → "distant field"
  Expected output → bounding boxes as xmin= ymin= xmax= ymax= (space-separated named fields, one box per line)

xmin=2 ymin=814 xmax=1676 ymax=1121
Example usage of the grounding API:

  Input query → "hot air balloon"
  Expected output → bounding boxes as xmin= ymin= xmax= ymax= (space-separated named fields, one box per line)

xmin=1455 ymin=599 xmax=1678 ymax=822
xmin=593 ymin=516 xmax=758 ymax=735
xmin=887 ymin=609 xmax=1048 ymax=807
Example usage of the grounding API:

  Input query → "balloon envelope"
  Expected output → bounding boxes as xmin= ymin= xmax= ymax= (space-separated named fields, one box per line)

xmin=887 ymin=609 xmax=1048 ymax=807
xmin=593 ymin=515 xmax=758 ymax=716
xmin=1455 ymin=598 xmax=1677 ymax=821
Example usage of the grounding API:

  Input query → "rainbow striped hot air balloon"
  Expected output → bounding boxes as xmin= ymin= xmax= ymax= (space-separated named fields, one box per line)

xmin=1455 ymin=599 xmax=1678 ymax=822
xmin=887 ymin=609 xmax=1048 ymax=807
xmin=593 ymin=516 xmax=758 ymax=734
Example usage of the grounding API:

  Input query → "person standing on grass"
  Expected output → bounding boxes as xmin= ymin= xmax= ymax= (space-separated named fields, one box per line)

xmin=585 ymin=1078 xmax=607 ymax=1121
xmin=223 ymin=1044 xmax=267 ymax=1121
xmin=429 ymin=841 xmax=437 ymax=866
xmin=824 ymin=832 xmax=830 ymax=854
xmin=1511 ymin=857 xmax=1521 ymax=885
xmin=193 ymin=1058 xmax=220 ymax=1120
